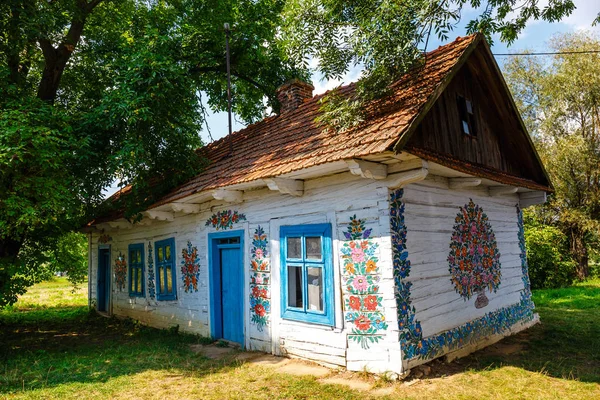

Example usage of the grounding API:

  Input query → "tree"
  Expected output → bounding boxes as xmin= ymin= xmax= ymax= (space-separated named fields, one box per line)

xmin=503 ymin=31 xmax=600 ymax=280
xmin=281 ymin=0 xmax=576 ymax=130
xmin=0 ymin=0 xmax=300 ymax=307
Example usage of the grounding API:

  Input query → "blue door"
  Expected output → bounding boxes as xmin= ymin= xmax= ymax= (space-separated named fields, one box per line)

xmin=97 ymin=248 xmax=110 ymax=313
xmin=209 ymin=231 xmax=244 ymax=347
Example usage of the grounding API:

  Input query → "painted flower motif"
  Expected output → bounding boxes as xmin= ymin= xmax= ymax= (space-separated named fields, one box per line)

xmin=254 ymin=248 xmax=264 ymax=259
xmin=181 ymin=241 xmax=200 ymax=293
xmin=353 ymin=275 xmax=368 ymax=291
xmin=250 ymin=226 xmax=270 ymax=332
xmin=351 ymin=246 xmax=365 ymax=263
xmin=354 ymin=315 xmax=371 ymax=331
xmin=349 ymin=296 xmax=361 ymax=310
xmin=205 ymin=210 xmax=246 ymax=230
xmin=366 ymin=259 xmax=377 ymax=273
xmin=364 ymin=295 xmax=378 ymax=311
xmin=344 ymin=263 xmax=356 ymax=275
xmin=254 ymin=304 xmax=266 ymax=317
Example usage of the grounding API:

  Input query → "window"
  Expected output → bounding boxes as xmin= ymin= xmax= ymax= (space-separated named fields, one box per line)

xmin=128 ymin=243 xmax=145 ymax=297
xmin=457 ymin=95 xmax=477 ymax=137
xmin=280 ymin=223 xmax=334 ymax=325
xmin=155 ymin=238 xmax=177 ymax=301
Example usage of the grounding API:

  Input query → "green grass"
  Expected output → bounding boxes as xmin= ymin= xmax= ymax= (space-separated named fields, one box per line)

xmin=0 ymin=277 xmax=598 ymax=399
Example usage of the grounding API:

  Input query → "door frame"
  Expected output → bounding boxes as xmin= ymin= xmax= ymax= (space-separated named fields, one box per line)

xmin=208 ymin=229 xmax=245 ymax=346
xmin=97 ymin=245 xmax=111 ymax=314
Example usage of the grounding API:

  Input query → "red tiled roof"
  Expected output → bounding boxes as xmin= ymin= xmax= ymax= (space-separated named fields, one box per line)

xmin=150 ymin=34 xmax=479 ymax=207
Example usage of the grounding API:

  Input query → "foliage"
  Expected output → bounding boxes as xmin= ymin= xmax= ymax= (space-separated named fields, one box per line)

xmin=0 ymin=232 xmax=88 ymax=308
xmin=0 ymin=0 xmax=300 ymax=306
xmin=282 ymin=0 xmax=576 ymax=130
xmin=523 ymin=214 xmax=576 ymax=289
xmin=504 ymin=32 xmax=600 ymax=280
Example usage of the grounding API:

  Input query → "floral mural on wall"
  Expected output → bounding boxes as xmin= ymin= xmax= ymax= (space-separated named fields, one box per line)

xmin=181 ymin=241 xmax=201 ymax=293
xmin=341 ymin=215 xmax=387 ymax=349
xmin=114 ymin=252 xmax=127 ymax=291
xmin=391 ymin=189 xmax=536 ymax=360
xmin=448 ymin=199 xmax=502 ymax=308
xmin=147 ymin=242 xmax=156 ymax=300
xmin=250 ymin=226 xmax=270 ymax=331
xmin=98 ymin=234 xmax=112 ymax=244
xmin=205 ymin=210 xmax=246 ymax=230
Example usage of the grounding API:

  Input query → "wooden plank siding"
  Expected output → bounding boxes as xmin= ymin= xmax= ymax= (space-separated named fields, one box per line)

xmin=406 ymin=49 xmax=550 ymax=189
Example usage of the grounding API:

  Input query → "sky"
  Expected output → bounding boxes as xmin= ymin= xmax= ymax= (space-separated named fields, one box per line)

xmin=104 ymin=0 xmax=599 ymax=197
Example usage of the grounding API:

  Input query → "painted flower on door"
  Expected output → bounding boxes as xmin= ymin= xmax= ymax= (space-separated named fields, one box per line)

xmin=250 ymin=226 xmax=270 ymax=331
xmin=114 ymin=253 xmax=127 ymax=291
xmin=341 ymin=215 xmax=387 ymax=349
xmin=448 ymin=199 xmax=502 ymax=308
xmin=181 ymin=241 xmax=200 ymax=293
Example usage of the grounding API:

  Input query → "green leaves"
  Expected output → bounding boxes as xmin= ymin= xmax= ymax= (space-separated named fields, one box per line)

xmin=283 ymin=0 xmax=576 ymax=131
xmin=504 ymin=32 xmax=600 ymax=281
xmin=0 ymin=0 xmax=302 ymax=306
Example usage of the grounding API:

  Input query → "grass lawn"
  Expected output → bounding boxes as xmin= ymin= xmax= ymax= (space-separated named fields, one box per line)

xmin=0 ymin=277 xmax=598 ymax=399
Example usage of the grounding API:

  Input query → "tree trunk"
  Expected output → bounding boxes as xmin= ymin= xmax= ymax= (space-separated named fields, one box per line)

xmin=36 ymin=0 xmax=104 ymax=102
xmin=570 ymin=228 xmax=590 ymax=280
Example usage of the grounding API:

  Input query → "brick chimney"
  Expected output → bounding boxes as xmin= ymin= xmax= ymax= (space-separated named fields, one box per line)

xmin=276 ymin=79 xmax=314 ymax=114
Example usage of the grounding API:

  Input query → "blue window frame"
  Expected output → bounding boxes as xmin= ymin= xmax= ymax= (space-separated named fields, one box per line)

xmin=154 ymin=238 xmax=177 ymax=301
xmin=128 ymin=243 xmax=145 ymax=297
xmin=280 ymin=223 xmax=334 ymax=326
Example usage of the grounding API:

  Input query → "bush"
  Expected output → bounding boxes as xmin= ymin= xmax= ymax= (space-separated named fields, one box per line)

xmin=525 ymin=224 xmax=577 ymax=289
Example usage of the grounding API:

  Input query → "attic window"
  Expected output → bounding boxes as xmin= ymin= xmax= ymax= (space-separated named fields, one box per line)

xmin=457 ymin=95 xmax=477 ymax=137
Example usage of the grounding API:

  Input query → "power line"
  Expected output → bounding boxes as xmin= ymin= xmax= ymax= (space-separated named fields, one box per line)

xmin=494 ymin=50 xmax=600 ymax=56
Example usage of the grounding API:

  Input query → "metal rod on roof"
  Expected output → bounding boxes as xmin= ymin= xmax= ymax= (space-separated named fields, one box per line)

xmin=224 ymin=23 xmax=233 ymax=156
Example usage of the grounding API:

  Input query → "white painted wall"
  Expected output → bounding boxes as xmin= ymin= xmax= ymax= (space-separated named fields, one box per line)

xmin=88 ymin=173 xmax=533 ymax=375
xmin=89 ymin=171 xmax=401 ymax=373
xmin=402 ymin=183 xmax=525 ymax=343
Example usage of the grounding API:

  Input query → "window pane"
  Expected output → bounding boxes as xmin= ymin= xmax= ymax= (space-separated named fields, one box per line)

xmin=166 ymin=268 xmax=173 ymax=294
xmin=287 ymin=237 xmax=301 ymax=259
xmin=158 ymin=266 xmax=165 ymax=293
xmin=130 ymin=271 xmax=135 ymax=292
xmin=165 ymin=245 xmax=171 ymax=261
xmin=305 ymin=237 xmax=322 ymax=260
xmin=137 ymin=267 xmax=142 ymax=292
xmin=130 ymin=251 xmax=135 ymax=263
xmin=158 ymin=247 xmax=164 ymax=262
xmin=307 ymin=267 xmax=323 ymax=311
xmin=137 ymin=250 xmax=141 ymax=264
xmin=287 ymin=265 xmax=303 ymax=308
xmin=462 ymin=120 xmax=470 ymax=135
xmin=466 ymin=99 xmax=473 ymax=114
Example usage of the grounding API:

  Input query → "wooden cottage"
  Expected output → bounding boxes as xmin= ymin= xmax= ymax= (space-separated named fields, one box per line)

xmin=86 ymin=34 xmax=551 ymax=375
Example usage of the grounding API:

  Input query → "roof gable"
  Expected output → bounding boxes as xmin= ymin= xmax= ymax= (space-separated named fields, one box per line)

xmin=398 ymin=37 xmax=551 ymax=191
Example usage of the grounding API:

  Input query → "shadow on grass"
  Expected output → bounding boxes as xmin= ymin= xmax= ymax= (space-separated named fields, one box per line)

xmin=0 ymin=306 xmax=232 ymax=395
xmin=423 ymin=283 xmax=600 ymax=384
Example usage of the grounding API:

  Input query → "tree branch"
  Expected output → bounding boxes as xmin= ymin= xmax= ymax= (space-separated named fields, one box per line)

xmin=190 ymin=65 xmax=273 ymax=100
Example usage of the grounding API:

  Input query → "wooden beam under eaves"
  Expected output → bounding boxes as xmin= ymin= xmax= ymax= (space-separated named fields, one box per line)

xmin=385 ymin=160 xmax=429 ymax=189
xmin=212 ymin=189 xmax=243 ymax=203
xmin=345 ymin=159 xmax=388 ymax=180
xmin=143 ymin=210 xmax=174 ymax=221
xmin=489 ymin=186 xmax=518 ymax=197
xmin=448 ymin=177 xmax=481 ymax=190
xmin=264 ymin=178 xmax=304 ymax=197
xmin=170 ymin=203 xmax=200 ymax=214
